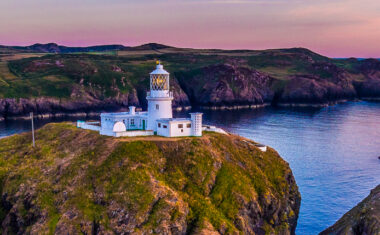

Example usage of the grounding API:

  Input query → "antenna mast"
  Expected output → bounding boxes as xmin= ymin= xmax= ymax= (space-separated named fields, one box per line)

xmin=30 ymin=112 xmax=35 ymax=147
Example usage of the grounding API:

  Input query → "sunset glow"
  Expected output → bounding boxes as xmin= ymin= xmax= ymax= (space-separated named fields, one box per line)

xmin=1 ymin=0 xmax=379 ymax=57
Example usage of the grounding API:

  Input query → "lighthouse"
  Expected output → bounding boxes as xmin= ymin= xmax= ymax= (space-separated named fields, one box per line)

xmin=78 ymin=62 xmax=206 ymax=137
xmin=147 ymin=62 xmax=174 ymax=131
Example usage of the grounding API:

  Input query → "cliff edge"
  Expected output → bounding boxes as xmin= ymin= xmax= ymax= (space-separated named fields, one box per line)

xmin=0 ymin=123 xmax=300 ymax=234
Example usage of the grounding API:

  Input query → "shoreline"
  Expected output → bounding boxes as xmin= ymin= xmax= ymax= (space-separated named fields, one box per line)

xmin=1 ymin=99 xmax=379 ymax=121
xmin=276 ymin=99 xmax=353 ymax=108
xmin=362 ymin=97 xmax=380 ymax=101
xmin=0 ymin=105 xmax=193 ymax=121
xmin=199 ymin=103 xmax=271 ymax=110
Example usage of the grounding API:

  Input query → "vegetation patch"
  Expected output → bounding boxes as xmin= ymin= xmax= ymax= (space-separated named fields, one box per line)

xmin=0 ymin=123 xmax=300 ymax=234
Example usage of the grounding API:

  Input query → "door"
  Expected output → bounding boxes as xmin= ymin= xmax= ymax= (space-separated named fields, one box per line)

xmin=142 ymin=120 xmax=146 ymax=130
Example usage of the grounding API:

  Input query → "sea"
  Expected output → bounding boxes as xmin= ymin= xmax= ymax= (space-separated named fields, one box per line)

xmin=1 ymin=101 xmax=380 ymax=234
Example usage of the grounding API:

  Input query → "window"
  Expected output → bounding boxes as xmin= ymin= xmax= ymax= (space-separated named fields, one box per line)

xmin=163 ymin=125 xmax=167 ymax=128
xmin=156 ymin=104 xmax=159 ymax=110
xmin=187 ymin=123 xmax=191 ymax=128
xmin=131 ymin=119 xmax=135 ymax=125
xmin=181 ymin=129 xmax=183 ymax=133
xmin=158 ymin=123 xmax=161 ymax=128
xmin=178 ymin=124 xmax=183 ymax=128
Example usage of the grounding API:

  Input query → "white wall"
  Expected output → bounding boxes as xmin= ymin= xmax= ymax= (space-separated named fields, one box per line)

xmin=100 ymin=115 xmax=147 ymax=132
xmin=202 ymin=125 xmax=228 ymax=135
xmin=100 ymin=117 xmax=116 ymax=136
xmin=169 ymin=122 xmax=192 ymax=137
xmin=190 ymin=113 xmax=203 ymax=136
xmin=147 ymin=97 xmax=173 ymax=131
xmin=156 ymin=122 xmax=170 ymax=137
xmin=115 ymin=130 xmax=154 ymax=137
xmin=113 ymin=122 xmax=126 ymax=132
xmin=77 ymin=121 xmax=101 ymax=131
xmin=156 ymin=121 xmax=192 ymax=137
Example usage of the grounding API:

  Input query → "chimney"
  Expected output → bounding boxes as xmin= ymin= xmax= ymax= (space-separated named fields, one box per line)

xmin=129 ymin=106 xmax=136 ymax=115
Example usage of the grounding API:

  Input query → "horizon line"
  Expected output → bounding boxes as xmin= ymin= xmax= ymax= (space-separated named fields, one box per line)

xmin=1 ymin=42 xmax=379 ymax=59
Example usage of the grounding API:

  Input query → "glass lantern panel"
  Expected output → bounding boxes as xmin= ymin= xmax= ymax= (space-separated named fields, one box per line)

xmin=151 ymin=74 xmax=169 ymax=90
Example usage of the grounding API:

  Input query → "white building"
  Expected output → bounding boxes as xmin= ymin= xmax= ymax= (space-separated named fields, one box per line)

xmin=77 ymin=62 xmax=203 ymax=137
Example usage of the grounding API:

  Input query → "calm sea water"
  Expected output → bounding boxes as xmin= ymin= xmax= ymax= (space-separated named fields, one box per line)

xmin=1 ymin=101 xmax=380 ymax=234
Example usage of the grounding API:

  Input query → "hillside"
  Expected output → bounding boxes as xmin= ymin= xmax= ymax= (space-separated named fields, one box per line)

xmin=0 ymin=123 xmax=300 ymax=234
xmin=0 ymin=43 xmax=127 ymax=53
xmin=0 ymin=44 xmax=380 ymax=118
xmin=0 ymin=43 xmax=172 ymax=54
xmin=320 ymin=185 xmax=380 ymax=235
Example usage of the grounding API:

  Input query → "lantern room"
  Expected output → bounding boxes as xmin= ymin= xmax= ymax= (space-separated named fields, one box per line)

xmin=150 ymin=61 xmax=169 ymax=91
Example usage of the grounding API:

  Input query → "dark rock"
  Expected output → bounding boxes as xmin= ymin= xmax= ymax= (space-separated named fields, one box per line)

xmin=176 ymin=64 xmax=274 ymax=107
xmin=320 ymin=184 xmax=380 ymax=235
xmin=278 ymin=74 xmax=356 ymax=105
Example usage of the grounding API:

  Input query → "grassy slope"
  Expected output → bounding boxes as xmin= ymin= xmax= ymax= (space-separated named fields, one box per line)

xmin=0 ymin=123 xmax=299 ymax=234
xmin=0 ymin=46 xmax=368 ymax=100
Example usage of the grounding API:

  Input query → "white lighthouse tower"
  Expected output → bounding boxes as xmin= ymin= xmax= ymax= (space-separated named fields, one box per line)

xmin=147 ymin=62 xmax=174 ymax=131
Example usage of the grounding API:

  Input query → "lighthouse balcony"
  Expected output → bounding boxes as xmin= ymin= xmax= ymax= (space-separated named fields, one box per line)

xmin=147 ymin=91 xmax=173 ymax=98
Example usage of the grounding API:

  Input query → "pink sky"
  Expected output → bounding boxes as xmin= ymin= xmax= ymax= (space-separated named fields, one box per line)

xmin=0 ymin=0 xmax=379 ymax=58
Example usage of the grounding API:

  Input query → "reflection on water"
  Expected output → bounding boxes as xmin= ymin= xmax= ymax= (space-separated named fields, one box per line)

xmin=1 ymin=101 xmax=380 ymax=234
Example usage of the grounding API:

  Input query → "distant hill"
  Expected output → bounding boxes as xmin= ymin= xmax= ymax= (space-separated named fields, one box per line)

xmin=0 ymin=43 xmax=176 ymax=53
xmin=0 ymin=43 xmax=128 ymax=53
xmin=128 ymin=43 xmax=173 ymax=51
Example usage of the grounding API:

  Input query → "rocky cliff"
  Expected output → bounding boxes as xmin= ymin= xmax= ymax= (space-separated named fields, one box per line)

xmin=176 ymin=64 xmax=274 ymax=107
xmin=320 ymin=185 xmax=380 ymax=235
xmin=1 ymin=46 xmax=380 ymax=119
xmin=278 ymin=62 xmax=357 ymax=106
xmin=0 ymin=123 xmax=300 ymax=234
xmin=0 ymin=81 xmax=190 ymax=119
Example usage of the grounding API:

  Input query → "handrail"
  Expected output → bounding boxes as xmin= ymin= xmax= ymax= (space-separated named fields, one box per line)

xmin=146 ymin=91 xmax=173 ymax=98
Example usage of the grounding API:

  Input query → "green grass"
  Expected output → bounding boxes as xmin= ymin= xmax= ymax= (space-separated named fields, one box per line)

xmin=0 ymin=118 xmax=299 ymax=234
xmin=37 ymin=183 xmax=61 ymax=234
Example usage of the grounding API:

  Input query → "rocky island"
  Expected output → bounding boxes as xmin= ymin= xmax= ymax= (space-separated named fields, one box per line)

xmin=0 ymin=122 xmax=300 ymax=234
xmin=0 ymin=43 xmax=380 ymax=120
xmin=320 ymin=185 xmax=380 ymax=235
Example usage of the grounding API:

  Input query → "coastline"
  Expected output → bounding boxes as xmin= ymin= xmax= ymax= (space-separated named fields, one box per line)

xmin=0 ymin=105 xmax=193 ymax=121
xmin=276 ymin=99 xmax=354 ymax=108
xmin=199 ymin=103 xmax=271 ymax=110
xmin=1 ymin=99 xmax=379 ymax=121
xmin=361 ymin=97 xmax=380 ymax=101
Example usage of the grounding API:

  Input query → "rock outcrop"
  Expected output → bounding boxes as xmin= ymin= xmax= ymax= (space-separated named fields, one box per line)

xmin=0 ymin=123 xmax=300 ymax=234
xmin=278 ymin=62 xmax=357 ymax=105
xmin=0 ymin=81 xmax=191 ymax=119
xmin=320 ymin=184 xmax=380 ymax=235
xmin=0 ymin=88 xmax=190 ymax=119
xmin=352 ymin=59 xmax=380 ymax=99
xmin=176 ymin=64 xmax=274 ymax=107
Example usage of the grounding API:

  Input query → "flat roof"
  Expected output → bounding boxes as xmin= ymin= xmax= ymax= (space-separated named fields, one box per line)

xmin=101 ymin=112 xmax=148 ymax=118
xmin=157 ymin=118 xmax=191 ymax=124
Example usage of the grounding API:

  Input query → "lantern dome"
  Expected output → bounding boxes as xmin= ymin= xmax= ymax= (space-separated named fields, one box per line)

xmin=149 ymin=62 xmax=170 ymax=91
xmin=150 ymin=62 xmax=169 ymax=75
